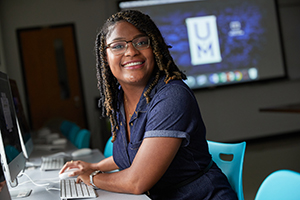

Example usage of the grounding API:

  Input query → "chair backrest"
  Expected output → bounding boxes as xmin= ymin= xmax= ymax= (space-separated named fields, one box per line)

xmin=207 ymin=140 xmax=246 ymax=200
xmin=68 ymin=125 xmax=80 ymax=145
xmin=74 ymin=129 xmax=91 ymax=149
xmin=103 ymin=136 xmax=113 ymax=158
xmin=4 ymin=145 xmax=20 ymax=163
xmin=60 ymin=120 xmax=76 ymax=138
xmin=255 ymin=169 xmax=300 ymax=200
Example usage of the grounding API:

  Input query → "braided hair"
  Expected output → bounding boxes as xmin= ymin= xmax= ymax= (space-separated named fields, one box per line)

xmin=95 ymin=10 xmax=186 ymax=142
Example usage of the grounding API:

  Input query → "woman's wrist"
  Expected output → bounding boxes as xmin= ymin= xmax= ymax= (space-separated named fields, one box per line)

xmin=90 ymin=162 xmax=101 ymax=171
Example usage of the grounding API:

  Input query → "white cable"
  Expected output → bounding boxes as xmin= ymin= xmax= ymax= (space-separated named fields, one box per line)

xmin=45 ymin=186 xmax=60 ymax=191
xmin=17 ymin=172 xmax=60 ymax=187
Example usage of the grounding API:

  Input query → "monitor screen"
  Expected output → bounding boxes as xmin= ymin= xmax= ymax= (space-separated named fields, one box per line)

xmin=0 ymin=71 xmax=26 ymax=184
xmin=9 ymin=79 xmax=33 ymax=159
xmin=119 ymin=0 xmax=285 ymax=90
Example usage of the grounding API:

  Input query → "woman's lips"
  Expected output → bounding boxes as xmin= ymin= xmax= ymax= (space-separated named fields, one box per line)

xmin=122 ymin=61 xmax=144 ymax=68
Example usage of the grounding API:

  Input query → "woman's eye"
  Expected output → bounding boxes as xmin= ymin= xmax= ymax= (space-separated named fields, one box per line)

xmin=135 ymin=37 xmax=149 ymax=47
xmin=111 ymin=43 xmax=125 ymax=50
xmin=136 ymin=41 xmax=146 ymax=46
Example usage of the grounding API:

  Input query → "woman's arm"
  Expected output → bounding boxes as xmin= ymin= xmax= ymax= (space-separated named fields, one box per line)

xmin=77 ymin=137 xmax=182 ymax=194
xmin=95 ymin=156 xmax=119 ymax=172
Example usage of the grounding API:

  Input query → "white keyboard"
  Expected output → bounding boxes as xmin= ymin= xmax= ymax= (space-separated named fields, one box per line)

xmin=60 ymin=178 xmax=97 ymax=199
xmin=40 ymin=157 xmax=65 ymax=171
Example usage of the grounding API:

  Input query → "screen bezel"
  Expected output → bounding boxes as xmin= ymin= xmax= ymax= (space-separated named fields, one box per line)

xmin=9 ymin=79 xmax=33 ymax=159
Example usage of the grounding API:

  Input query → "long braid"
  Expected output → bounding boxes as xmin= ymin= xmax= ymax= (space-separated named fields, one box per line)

xmin=96 ymin=10 xmax=186 ymax=142
xmin=96 ymin=30 xmax=119 ymax=142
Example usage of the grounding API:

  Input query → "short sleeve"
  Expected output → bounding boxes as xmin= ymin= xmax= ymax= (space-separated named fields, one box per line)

xmin=144 ymin=82 xmax=199 ymax=147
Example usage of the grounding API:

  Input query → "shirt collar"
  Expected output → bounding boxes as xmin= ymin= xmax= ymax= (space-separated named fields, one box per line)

xmin=117 ymin=74 xmax=167 ymax=115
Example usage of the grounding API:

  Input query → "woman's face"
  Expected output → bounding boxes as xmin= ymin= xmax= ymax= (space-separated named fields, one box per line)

xmin=105 ymin=21 xmax=155 ymax=88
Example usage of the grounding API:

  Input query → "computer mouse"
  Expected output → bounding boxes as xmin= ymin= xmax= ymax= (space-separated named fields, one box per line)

xmin=71 ymin=148 xmax=92 ymax=158
xmin=52 ymin=138 xmax=67 ymax=145
xmin=46 ymin=133 xmax=60 ymax=143
xmin=59 ymin=168 xmax=79 ymax=179
xmin=37 ymin=127 xmax=51 ymax=138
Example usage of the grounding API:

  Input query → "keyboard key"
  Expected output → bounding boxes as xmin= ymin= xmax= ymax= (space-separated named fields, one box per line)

xmin=60 ymin=178 xmax=96 ymax=199
xmin=76 ymin=182 xmax=83 ymax=197
xmin=40 ymin=157 xmax=64 ymax=171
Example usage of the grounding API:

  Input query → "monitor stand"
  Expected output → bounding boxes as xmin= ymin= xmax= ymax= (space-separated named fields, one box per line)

xmin=9 ymin=189 xmax=32 ymax=198
xmin=8 ymin=178 xmax=32 ymax=198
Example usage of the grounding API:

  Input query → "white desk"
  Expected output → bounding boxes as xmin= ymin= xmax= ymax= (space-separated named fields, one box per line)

xmin=9 ymin=144 xmax=150 ymax=200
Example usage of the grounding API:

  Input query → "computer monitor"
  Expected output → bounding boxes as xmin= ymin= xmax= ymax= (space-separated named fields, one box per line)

xmin=0 ymin=155 xmax=12 ymax=200
xmin=0 ymin=71 xmax=26 ymax=185
xmin=119 ymin=0 xmax=285 ymax=90
xmin=9 ymin=79 xmax=33 ymax=159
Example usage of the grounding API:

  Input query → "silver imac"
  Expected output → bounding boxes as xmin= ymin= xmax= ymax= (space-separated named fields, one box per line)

xmin=9 ymin=79 xmax=33 ymax=159
xmin=0 ymin=71 xmax=26 ymax=185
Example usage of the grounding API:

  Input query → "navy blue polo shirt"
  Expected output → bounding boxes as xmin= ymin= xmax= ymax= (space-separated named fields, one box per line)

xmin=112 ymin=76 xmax=237 ymax=199
xmin=113 ymin=76 xmax=211 ymax=183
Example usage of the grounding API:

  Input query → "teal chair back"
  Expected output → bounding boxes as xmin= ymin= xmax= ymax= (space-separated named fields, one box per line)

xmin=103 ymin=136 xmax=113 ymax=158
xmin=60 ymin=120 xmax=76 ymax=138
xmin=68 ymin=125 xmax=80 ymax=145
xmin=5 ymin=145 xmax=20 ymax=163
xmin=207 ymin=140 xmax=246 ymax=200
xmin=74 ymin=129 xmax=90 ymax=149
xmin=255 ymin=169 xmax=300 ymax=200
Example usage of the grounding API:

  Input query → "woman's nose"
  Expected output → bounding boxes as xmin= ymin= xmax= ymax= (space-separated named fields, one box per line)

xmin=124 ymin=42 xmax=139 ymax=56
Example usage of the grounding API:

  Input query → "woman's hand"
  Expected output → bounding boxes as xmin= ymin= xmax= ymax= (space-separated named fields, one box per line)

xmin=76 ymin=170 xmax=95 ymax=186
xmin=59 ymin=160 xmax=94 ymax=177
xmin=80 ymin=137 xmax=183 ymax=194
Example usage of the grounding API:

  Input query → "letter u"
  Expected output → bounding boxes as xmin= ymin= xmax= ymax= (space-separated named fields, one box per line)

xmin=194 ymin=22 xmax=210 ymax=40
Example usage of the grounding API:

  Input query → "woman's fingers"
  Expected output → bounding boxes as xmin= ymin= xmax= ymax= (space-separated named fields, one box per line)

xmin=59 ymin=160 xmax=80 ymax=174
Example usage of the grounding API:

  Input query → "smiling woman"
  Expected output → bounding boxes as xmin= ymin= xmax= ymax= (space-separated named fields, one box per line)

xmin=105 ymin=21 xmax=155 ymax=90
xmin=59 ymin=10 xmax=238 ymax=200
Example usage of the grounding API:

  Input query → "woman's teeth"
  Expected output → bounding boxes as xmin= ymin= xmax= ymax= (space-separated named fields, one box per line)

xmin=124 ymin=62 xmax=142 ymax=67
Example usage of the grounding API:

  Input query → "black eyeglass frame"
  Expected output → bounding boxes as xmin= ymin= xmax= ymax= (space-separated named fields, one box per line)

xmin=104 ymin=36 xmax=151 ymax=55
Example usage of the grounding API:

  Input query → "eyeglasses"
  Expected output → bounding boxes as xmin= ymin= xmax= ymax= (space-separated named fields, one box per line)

xmin=105 ymin=36 xmax=150 ymax=55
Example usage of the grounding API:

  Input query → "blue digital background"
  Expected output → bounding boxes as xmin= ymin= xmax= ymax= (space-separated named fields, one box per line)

xmin=147 ymin=1 xmax=266 ymax=75
xmin=120 ymin=0 xmax=284 ymax=89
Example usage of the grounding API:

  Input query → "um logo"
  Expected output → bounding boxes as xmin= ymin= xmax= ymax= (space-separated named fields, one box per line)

xmin=186 ymin=15 xmax=222 ymax=66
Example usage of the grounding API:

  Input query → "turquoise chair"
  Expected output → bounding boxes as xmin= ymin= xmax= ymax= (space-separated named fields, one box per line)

xmin=60 ymin=120 xmax=76 ymax=138
xmin=68 ymin=124 xmax=80 ymax=145
xmin=207 ymin=140 xmax=246 ymax=200
xmin=103 ymin=136 xmax=113 ymax=158
xmin=255 ymin=169 xmax=300 ymax=200
xmin=74 ymin=129 xmax=90 ymax=149
xmin=5 ymin=145 xmax=20 ymax=163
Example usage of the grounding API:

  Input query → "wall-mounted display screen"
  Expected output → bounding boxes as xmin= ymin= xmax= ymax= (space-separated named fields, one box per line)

xmin=119 ymin=0 xmax=285 ymax=90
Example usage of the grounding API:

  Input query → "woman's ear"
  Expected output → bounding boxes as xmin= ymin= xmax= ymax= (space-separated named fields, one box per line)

xmin=104 ymin=55 xmax=109 ymax=66
xmin=101 ymin=49 xmax=108 ymax=64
